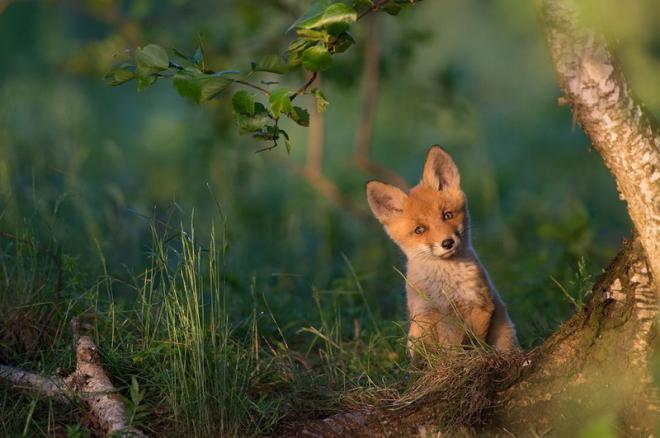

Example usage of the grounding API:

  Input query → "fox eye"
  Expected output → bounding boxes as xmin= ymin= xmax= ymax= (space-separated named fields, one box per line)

xmin=443 ymin=211 xmax=454 ymax=221
xmin=414 ymin=226 xmax=426 ymax=235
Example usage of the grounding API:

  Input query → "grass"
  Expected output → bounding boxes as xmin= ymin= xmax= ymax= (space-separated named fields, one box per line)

xmin=0 ymin=187 xmax=621 ymax=437
xmin=0 ymin=214 xmax=542 ymax=437
xmin=0 ymin=219 xmax=417 ymax=437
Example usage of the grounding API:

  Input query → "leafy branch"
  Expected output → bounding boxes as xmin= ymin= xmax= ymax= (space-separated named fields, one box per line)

xmin=105 ymin=0 xmax=421 ymax=152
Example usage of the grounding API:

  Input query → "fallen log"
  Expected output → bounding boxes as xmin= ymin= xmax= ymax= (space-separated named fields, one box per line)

xmin=0 ymin=319 xmax=146 ymax=437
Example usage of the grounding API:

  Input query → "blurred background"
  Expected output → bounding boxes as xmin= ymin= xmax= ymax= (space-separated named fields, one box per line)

xmin=1 ymin=0 xmax=659 ymax=352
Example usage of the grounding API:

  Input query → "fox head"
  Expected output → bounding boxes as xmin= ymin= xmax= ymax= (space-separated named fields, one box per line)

xmin=366 ymin=146 xmax=470 ymax=260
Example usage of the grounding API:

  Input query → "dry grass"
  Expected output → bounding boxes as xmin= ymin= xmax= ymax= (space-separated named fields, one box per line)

xmin=402 ymin=348 xmax=526 ymax=429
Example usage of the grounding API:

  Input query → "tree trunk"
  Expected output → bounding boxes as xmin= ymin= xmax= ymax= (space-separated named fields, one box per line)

xmin=541 ymin=0 xmax=660 ymax=297
xmin=294 ymin=0 xmax=660 ymax=435
xmin=497 ymin=236 xmax=658 ymax=435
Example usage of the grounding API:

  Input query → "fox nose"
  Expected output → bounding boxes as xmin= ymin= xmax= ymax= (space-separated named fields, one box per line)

xmin=441 ymin=238 xmax=455 ymax=250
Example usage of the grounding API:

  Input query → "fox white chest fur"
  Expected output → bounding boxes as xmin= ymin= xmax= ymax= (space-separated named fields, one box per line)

xmin=366 ymin=145 xmax=518 ymax=354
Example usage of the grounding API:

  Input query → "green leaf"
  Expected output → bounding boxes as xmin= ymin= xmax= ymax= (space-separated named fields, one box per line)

xmin=383 ymin=0 xmax=420 ymax=15
xmin=288 ymin=38 xmax=314 ymax=54
xmin=253 ymin=124 xmax=283 ymax=141
xmin=130 ymin=376 xmax=144 ymax=405
xmin=331 ymin=32 xmax=355 ymax=53
xmin=302 ymin=45 xmax=333 ymax=72
xmin=269 ymin=87 xmax=293 ymax=118
xmin=383 ymin=4 xmax=402 ymax=15
xmin=136 ymin=73 xmax=157 ymax=91
xmin=295 ymin=28 xmax=329 ymax=41
xmin=290 ymin=106 xmax=310 ymax=127
xmin=135 ymin=44 xmax=169 ymax=74
xmin=173 ymin=68 xmax=233 ymax=103
xmin=284 ymin=138 xmax=292 ymax=154
xmin=326 ymin=21 xmax=349 ymax=37
xmin=287 ymin=0 xmax=332 ymax=31
xmin=291 ymin=2 xmax=358 ymax=30
xmin=287 ymin=39 xmax=314 ymax=68
xmin=312 ymin=88 xmax=329 ymax=113
xmin=252 ymin=54 xmax=289 ymax=74
xmin=237 ymin=103 xmax=271 ymax=133
xmin=104 ymin=67 xmax=135 ymax=86
xmin=232 ymin=90 xmax=255 ymax=116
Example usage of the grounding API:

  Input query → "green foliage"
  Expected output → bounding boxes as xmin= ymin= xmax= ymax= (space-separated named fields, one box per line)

xmin=290 ymin=2 xmax=358 ymax=30
xmin=313 ymin=88 xmax=329 ymax=113
xmin=268 ymin=87 xmax=293 ymax=118
xmin=232 ymin=90 xmax=256 ymax=116
xmin=124 ymin=376 xmax=149 ymax=428
xmin=236 ymin=102 xmax=271 ymax=133
xmin=105 ymin=0 xmax=422 ymax=151
xmin=251 ymin=54 xmax=289 ymax=74
xmin=135 ymin=44 xmax=170 ymax=75
xmin=104 ymin=65 xmax=135 ymax=86
xmin=290 ymin=106 xmax=310 ymax=127
xmin=550 ymin=257 xmax=594 ymax=311
xmin=302 ymin=45 xmax=334 ymax=72
xmin=173 ymin=68 xmax=234 ymax=103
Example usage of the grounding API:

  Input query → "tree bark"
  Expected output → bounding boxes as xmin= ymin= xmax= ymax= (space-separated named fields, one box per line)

xmin=541 ymin=0 xmax=660 ymax=296
xmin=292 ymin=0 xmax=660 ymax=435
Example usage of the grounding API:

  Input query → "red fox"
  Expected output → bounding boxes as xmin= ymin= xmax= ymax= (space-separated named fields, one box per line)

xmin=366 ymin=146 xmax=519 ymax=354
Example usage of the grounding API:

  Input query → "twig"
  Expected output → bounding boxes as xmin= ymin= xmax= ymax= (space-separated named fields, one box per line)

xmin=235 ymin=79 xmax=272 ymax=96
xmin=256 ymin=141 xmax=279 ymax=153
xmin=289 ymin=72 xmax=318 ymax=100
xmin=305 ymin=73 xmax=324 ymax=175
xmin=357 ymin=0 xmax=390 ymax=21
xmin=276 ymin=157 xmax=369 ymax=220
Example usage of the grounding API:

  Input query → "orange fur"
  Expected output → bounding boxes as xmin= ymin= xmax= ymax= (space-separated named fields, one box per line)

xmin=366 ymin=146 xmax=519 ymax=355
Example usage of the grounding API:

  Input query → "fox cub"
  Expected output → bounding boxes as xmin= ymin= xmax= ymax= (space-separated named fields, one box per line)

xmin=366 ymin=146 xmax=518 ymax=354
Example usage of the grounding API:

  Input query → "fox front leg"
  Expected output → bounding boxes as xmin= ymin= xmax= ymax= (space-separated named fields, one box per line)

xmin=461 ymin=303 xmax=495 ymax=347
xmin=407 ymin=310 xmax=441 ymax=356
xmin=407 ymin=310 xmax=466 ymax=356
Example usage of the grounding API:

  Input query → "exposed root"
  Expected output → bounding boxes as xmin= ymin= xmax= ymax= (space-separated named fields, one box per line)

xmin=292 ymin=349 xmax=526 ymax=437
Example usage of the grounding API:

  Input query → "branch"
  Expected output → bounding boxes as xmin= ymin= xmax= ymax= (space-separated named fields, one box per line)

xmin=234 ymin=79 xmax=272 ymax=96
xmin=290 ymin=72 xmax=318 ymax=100
xmin=0 ymin=318 xmax=146 ymax=437
xmin=357 ymin=0 xmax=390 ymax=21
xmin=305 ymin=74 xmax=324 ymax=175
xmin=282 ymin=158 xmax=369 ymax=220
xmin=0 ymin=365 xmax=70 ymax=402
xmin=352 ymin=16 xmax=410 ymax=190
xmin=541 ymin=0 xmax=660 ymax=295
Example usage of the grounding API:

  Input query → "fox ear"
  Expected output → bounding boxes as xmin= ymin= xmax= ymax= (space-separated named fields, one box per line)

xmin=421 ymin=145 xmax=460 ymax=190
xmin=366 ymin=180 xmax=407 ymax=223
